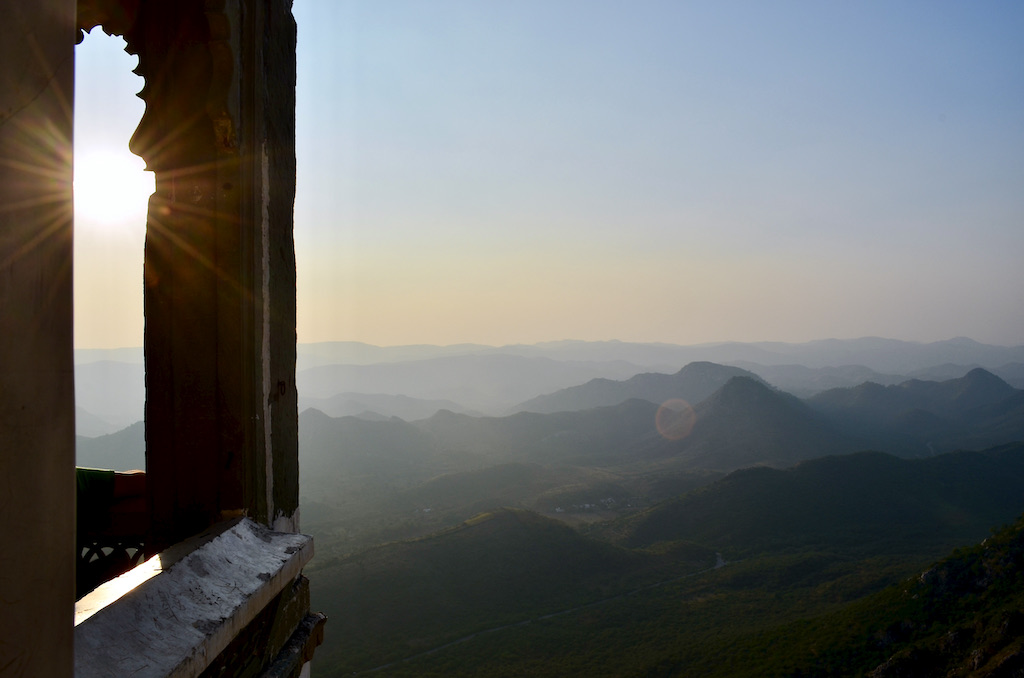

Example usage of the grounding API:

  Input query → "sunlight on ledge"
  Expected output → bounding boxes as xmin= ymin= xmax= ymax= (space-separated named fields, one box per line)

xmin=75 ymin=518 xmax=313 ymax=678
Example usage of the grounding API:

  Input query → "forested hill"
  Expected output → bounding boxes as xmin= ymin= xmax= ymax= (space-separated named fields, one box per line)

xmin=734 ymin=509 xmax=1024 ymax=677
xmin=616 ymin=442 xmax=1024 ymax=557
xmin=306 ymin=443 xmax=1024 ymax=677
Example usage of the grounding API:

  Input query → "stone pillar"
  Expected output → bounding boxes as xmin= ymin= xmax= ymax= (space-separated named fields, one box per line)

xmin=0 ymin=0 xmax=77 ymax=675
xmin=117 ymin=0 xmax=298 ymax=549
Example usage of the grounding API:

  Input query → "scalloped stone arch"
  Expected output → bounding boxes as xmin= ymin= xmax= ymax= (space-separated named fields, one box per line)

xmin=75 ymin=0 xmax=299 ymax=550
xmin=76 ymin=0 xmax=230 ymax=172
xmin=1 ymin=2 xmax=308 ymax=673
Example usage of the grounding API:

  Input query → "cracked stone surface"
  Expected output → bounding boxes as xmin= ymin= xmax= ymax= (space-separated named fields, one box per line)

xmin=75 ymin=518 xmax=313 ymax=678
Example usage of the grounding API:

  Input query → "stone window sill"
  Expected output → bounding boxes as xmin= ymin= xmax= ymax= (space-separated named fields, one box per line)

xmin=75 ymin=517 xmax=313 ymax=678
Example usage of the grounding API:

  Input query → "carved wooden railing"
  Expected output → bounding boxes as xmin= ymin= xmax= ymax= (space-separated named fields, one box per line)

xmin=76 ymin=468 xmax=148 ymax=599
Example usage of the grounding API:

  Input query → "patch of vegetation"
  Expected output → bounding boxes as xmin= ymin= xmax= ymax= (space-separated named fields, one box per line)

xmin=309 ymin=508 xmax=715 ymax=676
xmin=298 ymin=373 xmax=1024 ymax=677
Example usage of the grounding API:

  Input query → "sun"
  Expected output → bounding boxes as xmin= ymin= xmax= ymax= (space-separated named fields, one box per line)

xmin=74 ymin=149 xmax=154 ymax=229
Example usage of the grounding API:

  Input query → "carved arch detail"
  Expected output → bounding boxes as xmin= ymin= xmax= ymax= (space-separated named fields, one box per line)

xmin=75 ymin=0 xmax=298 ymax=547
xmin=76 ymin=0 xmax=237 ymax=172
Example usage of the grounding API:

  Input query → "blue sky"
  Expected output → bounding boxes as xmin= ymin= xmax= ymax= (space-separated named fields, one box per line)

xmin=74 ymin=1 xmax=1024 ymax=347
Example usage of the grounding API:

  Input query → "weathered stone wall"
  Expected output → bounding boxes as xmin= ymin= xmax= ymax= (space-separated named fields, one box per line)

xmin=0 ymin=1 xmax=303 ymax=672
xmin=111 ymin=0 xmax=299 ymax=547
xmin=263 ymin=0 xmax=301 ymax=534
xmin=0 ymin=0 xmax=77 ymax=674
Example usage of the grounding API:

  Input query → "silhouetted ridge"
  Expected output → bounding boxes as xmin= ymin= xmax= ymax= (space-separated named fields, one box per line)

xmin=623 ymin=442 xmax=1024 ymax=556
xmin=807 ymin=369 xmax=1023 ymax=456
xmin=696 ymin=375 xmax=788 ymax=410
xmin=811 ymin=369 xmax=1017 ymax=418
xmin=511 ymin=361 xmax=763 ymax=414
xmin=946 ymin=367 xmax=1017 ymax=409
xmin=299 ymin=406 xmax=333 ymax=424
xmin=76 ymin=421 xmax=145 ymax=470
xmin=650 ymin=375 xmax=861 ymax=470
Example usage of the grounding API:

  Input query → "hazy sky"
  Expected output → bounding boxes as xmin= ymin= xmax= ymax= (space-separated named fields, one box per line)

xmin=74 ymin=1 xmax=1024 ymax=348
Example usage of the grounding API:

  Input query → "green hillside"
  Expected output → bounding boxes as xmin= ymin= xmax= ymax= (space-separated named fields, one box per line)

xmin=306 ymin=444 xmax=1024 ymax=677
xmin=706 ymin=510 xmax=1024 ymax=677
xmin=298 ymin=369 xmax=1024 ymax=677
xmin=297 ymin=376 xmax=865 ymax=557
xmin=618 ymin=443 xmax=1024 ymax=557
xmin=309 ymin=508 xmax=714 ymax=675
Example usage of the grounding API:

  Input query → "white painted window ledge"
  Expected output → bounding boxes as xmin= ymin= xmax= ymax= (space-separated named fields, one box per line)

xmin=75 ymin=517 xmax=313 ymax=678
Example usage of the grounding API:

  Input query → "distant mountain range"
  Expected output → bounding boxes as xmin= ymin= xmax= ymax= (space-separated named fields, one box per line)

xmin=507 ymin=365 xmax=862 ymax=473
xmin=807 ymin=367 xmax=1024 ymax=455
xmin=74 ymin=360 xmax=145 ymax=434
xmin=294 ymin=365 xmax=1023 ymax=561
xmin=298 ymin=392 xmax=481 ymax=420
xmin=810 ymin=367 xmax=1018 ymax=419
xmin=295 ymin=354 xmax=645 ymax=414
xmin=81 ymin=359 xmax=1023 ymax=515
xmin=69 ymin=338 xmax=1024 ymax=677
xmin=298 ymin=372 xmax=885 ymax=504
xmin=288 ymin=336 xmax=1024 ymax=374
xmin=76 ymin=422 xmax=144 ymax=470
xmin=620 ymin=442 xmax=1024 ymax=557
xmin=637 ymin=376 xmax=862 ymax=471
xmin=298 ymin=399 xmax=665 ymax=505
xmin=73 ymin=338 xmax=1024 ymax=437
xmin=502 ymin=363 xmax=1023 ymax=462
xmin=511 ymin=361 xmax=764 ymax=414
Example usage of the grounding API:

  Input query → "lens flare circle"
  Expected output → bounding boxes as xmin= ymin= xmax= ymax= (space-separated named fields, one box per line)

xmin=655 ymin=398 xmax=696 ymax=441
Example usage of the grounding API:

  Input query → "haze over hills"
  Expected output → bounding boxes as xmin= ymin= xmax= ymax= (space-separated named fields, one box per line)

xmin=295 ymin=354 xmax=645 ymax=415
xmin=68 ymin=336 xmax=1024 ymax=676
xmin=728 ymin=362 xmax=907 ymax=398
xmin=810 ymin=367 xmax=1018 ymax=418
xmin=910 ymin=361 xmax=1024 ymax=386
xmin=637 ymin=376 xmax=863 ymax=471
xmin=296 ymin=368 xmax=1024 ymax=558
xmin=76 ymin=421 xmax=144 ymax=470
xmin=297 ymin=399 xmax=666 ymax=510
xmin=297 ymin=374 xmax=868 ymax=556
xmin=492 ymin=337 xmax=1024 ymax=373
xmin=808 ymin=368 xmax=1024 ymax=456
xmin=298 ymin=392 xmax=481 ymax=420
xmin=618 ymin=443 xmax=1024 ymax=556
xmin=81 ymin=359 xmax=1023 ymax=509
xmin=991 ymin=361 xmax=1024 ymax=389
xmin=74 ymin=360 xmax=145 ymax=434
xmin=289 ymin=337 xmax=1024 ymax=402
xmin=74 ymin=338 xmax=1024 ymax=436
xmin=511 ymin=361 xmax=764 ymax=414
xmin=76 ymin=406 xmax=126 ymax=438
xmin=298 ymin=376 xmax=862 ymax=506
